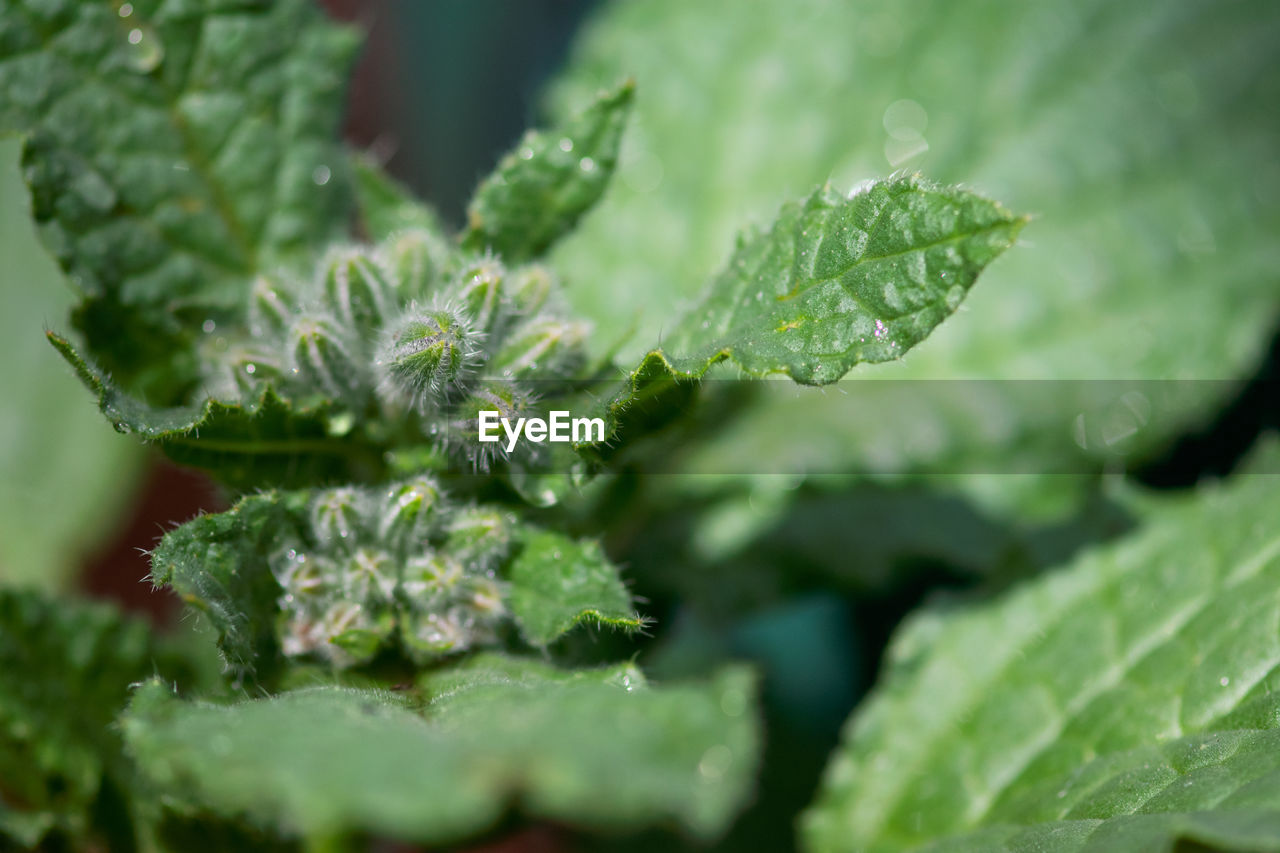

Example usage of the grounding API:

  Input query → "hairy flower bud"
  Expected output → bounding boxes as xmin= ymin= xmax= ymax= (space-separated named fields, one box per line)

xmin=377 ymin=475 xmax=445 ymax=550
xmin=201 ymin=339 xmax=281 ymax=402
xmin=271 ymin=547 xmax=329 ymax=595
xmin=508 ymin=264 xmax=555 ymax=315
xmin=461 ymin=574 xmax=506 ymax=619
xmin=320 ymin=247 xmax=393 ymax=333
xmin=342 ymin=547 xmax=399 ymax=603
xmin=377 ymin=228 xmax=448 ymax=301
xmin=400 ymin=552 xmax=464 ymax=608
xmin=444 ymin=506 xmax=515 ymax=572
xmin=248 ymin=274 xmax=297 ymax=337
xmin=449 ymin=255 xmax=507 ymax=335
xmin=377 ymin=308 xmax=480 ymax=406
xmin=285 ymin=312 xmax=365 ymax=403
xmin=309 ymin=487 xmax=366 ymax=548
xmin=447 ymin=382 xmax=535 ymax=468
xmin=492 ymin=316 xmax=588 ymax=379
xmin=401 ymin=608 xmax=472 ymax=660
xmin=320 ymin=600 xmax=394 ymax=667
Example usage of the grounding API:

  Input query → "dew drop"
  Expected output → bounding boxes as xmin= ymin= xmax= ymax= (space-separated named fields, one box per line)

xmin=579 ymin=156 xmax=596 ymax=172
xmin=558 ymin=137 xmax=573 ymax=153
xmin=1220 ymin=676 xmax=1230 ymax=687
xmin=882 ymin=99 xmax=929 ymax=139
xmin=518 ymin=146 xmax=534 ymax=160
xmin=118 ymin=2 xmax=133 ymax=16
xmin=312 ymin=164 xmax=331 ymax=186
xmin=202 ymin=319 xmax=216 ymax=334
xmin=123 ymin=25 xmax=164 ymax=73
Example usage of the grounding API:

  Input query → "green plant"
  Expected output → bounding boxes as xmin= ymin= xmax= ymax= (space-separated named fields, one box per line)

xmin=2 ymin=0 xmax=1277 ymax=851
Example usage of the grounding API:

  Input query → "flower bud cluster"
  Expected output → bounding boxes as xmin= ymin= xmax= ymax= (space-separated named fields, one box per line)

xmin=200 ymin=227 xmax=590 ymax=468
xmin=268 ymin=477 xmax=516 ymax=667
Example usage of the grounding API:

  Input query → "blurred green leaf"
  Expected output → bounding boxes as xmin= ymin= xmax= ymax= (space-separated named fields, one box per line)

xmin=463 ymin=79 xmax=633 ymax=263
xmin=0 ymin=0 xmax=360 ymax=396
xmin=123 ymin=656 xmax=759 ymax=844
xmin=0 ymin=137 xmax=143 ymax=590
xmin=803 ymin=460 xmax=1280 ymax=852
xmin=0 ymin=589 xmax=205 ymax=849
xmin=550 ymin=0 xmax=1280 ymax=508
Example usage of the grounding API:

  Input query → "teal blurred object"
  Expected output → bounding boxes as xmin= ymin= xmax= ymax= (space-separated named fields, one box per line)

xmin=0 ymin=138 xmax=143 ymax=590
xmin=346 ymin=0 xmax=598 ymax=224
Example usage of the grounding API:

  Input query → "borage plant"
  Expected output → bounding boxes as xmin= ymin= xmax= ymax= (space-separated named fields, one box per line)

xmin=4 ymin=0 xmax=1278 ymax=851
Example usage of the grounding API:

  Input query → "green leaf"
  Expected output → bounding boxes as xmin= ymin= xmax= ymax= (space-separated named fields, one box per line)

xmin=655 ymin=175 xmax=1024 ymax=386
xmin=0 ymin=589 xmax=196 ymax=848
xmin=507 ymin=528 xmax=643 ymax=645
xmin=351 ymin=153 xmax=450 ymax=242
xmin=48 ymin=332 xmax=373 ymax=490
xmin=0 ymin=137 xmax=144 ymax=589
xmin=462 ymin=79 xmax=633 ymax=263
xmin=0 ymin=0 xmax=360 ymax=395
xmin=150 ymin=491 xmax=307 ymax=683
xmin=122 ymin=657 xmax=759 ymax=844
xmin=802 ymin=465 xmax=1280 ymax=852
xmin=548 ymin=0 xmax=1280 ymax=509
xmin=576 ymin=176 xmax=1021 ymax=457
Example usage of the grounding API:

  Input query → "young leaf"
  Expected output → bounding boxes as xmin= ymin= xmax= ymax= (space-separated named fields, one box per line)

xmin=121 ymin=658 xmax=758 ymax=844
xmin=507 ymin=529 xmax=643 ymax=645
xmin=802 ymin=466 xmax=1280 ymax=852
xmin=0 ymin=590 xmax=183 ymax=849
xmin=581 ymin=175 xmax=1023 ymax=451
xmin=351 ymin=153 xmax=450 ymax=242
xmin=657 ymin=175 xmax=1025 ymax=385
xmin=150 ymin=491 xmax=309 ymax=682
xmin=462 ymin=79 xmax=634 ymax=263
xmin=0 ymin=0 xmax=359 ymax=395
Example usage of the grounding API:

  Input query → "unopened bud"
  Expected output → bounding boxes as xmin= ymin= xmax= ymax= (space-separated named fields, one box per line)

xmin=377 ymin=475 xmax=445 ymax=550
xmin=377 ymin=308 xmax=480 ymax=405
xmin=508 ymin=264 xmax=554 ymax=315
xmin=443 ymin=506 xmax=514 ymax=572
xmin=402 ymin=607 xmax=472 ymax=660
xmin=285 ymin=312 xmax=365 ymax=403
xmin=449 ymin=255 xmax=506 ymax=334
xmin=248 ymin=274 xmax=297 ymax=337
xmin=321 ymin=247 xmax=393 ymax=333
xmin=492 ymin=316 xmax=588 ymax=379
xmin=400 ymin=552 xmax=464 ymax=608
xmin=310 ymin=487 xmax=365 ymax=548
xmin=377 ymin=228 xmax=449 ymax=301
xmin=321 ymin=600 xmax=394 ymax=667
